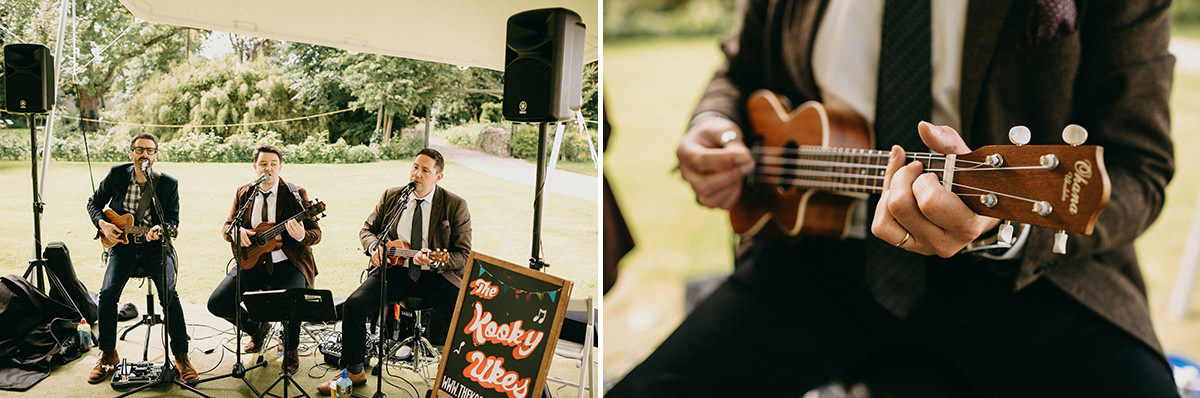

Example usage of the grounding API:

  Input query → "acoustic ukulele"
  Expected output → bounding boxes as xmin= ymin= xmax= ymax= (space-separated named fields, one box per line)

xmin=369 ymin=239 xmax=450 ymax=269
xmin=731 ymin=90 xmax=1110 ymax=252
xmin=234 ymin=199 xmax=326 ymax=269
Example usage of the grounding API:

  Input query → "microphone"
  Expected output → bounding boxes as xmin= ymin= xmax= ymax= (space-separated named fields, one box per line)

xmin=399 ymin=181 xmax=417 ymax=196
xmin=139 ymin=160 xmax=150 ymax=174
xmin=251 ymin=172 xmax=269 ymax=187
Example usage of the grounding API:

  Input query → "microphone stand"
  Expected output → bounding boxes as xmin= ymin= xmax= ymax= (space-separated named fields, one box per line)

xmin=117 ymin=165 xmax=211 ymax=398
xmin=355 ymin=184 xmax=414 ymax=398
xmin=192 ymin=181 xmax=269 ymax=395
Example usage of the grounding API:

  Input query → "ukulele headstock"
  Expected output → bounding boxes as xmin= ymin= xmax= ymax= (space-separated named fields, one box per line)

xmin=953 ymin=125 xmax=1111 ymax=253
xmin=303 ymin=199 xmax=327 ymax=222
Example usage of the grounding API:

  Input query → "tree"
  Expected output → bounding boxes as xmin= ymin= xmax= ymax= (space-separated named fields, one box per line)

xmin=1 ymin=0 xmax=205 ymax=132
xmin=336 ymin=53 xmax=460 ymax=141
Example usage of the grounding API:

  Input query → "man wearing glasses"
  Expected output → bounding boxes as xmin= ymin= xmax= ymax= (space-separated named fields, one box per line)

xmin=84 ymin=132 xmax=197 ymax=384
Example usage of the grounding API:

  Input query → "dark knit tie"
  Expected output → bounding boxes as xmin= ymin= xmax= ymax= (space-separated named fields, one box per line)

xmin=865 ymin=0 xmax=932 ymax=318
xmin=259 ymin=191 xmax=271 ymax=223
xmin=409 ymin=199 xmax=424 ymax=281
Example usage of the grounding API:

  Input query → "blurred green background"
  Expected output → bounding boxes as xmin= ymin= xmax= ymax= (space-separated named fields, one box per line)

xmin=603 ymin=0 xmax=1200 ymax=387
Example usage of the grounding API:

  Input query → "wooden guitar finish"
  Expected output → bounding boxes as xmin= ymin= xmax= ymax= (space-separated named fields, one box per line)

xmin=235 ymin=200 xmax=325 ymax=269
xmin=100 ymin=209 xmax=179 ymax=248
xmin=731 ymin=89 xmax=1111 ymax=240
xmin=369 ymin=240 xmax=450 ymax=269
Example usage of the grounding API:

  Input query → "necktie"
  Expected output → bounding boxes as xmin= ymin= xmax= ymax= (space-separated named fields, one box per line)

xmin=409 ymin=199 xmax=424 ymax=281
xmin=259 ymin=191 xmax=272 ymax=223
xmin=865 ymin=0 xmax=931 ymax=318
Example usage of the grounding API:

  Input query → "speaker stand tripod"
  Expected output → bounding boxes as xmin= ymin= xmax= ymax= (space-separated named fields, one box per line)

xmin=20 ymin=113 xmax=84 ymax=317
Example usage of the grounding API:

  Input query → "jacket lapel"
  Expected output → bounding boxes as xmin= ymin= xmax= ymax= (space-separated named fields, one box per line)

xmin=959 ymin=0 xmax=1012 ymax=143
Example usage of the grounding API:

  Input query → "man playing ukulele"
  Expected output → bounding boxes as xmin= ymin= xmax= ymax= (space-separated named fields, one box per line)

xmin=318 ymin=148 xmax=471 ymax=394
xmin=208 ymin=145 xmax=322 ymax=375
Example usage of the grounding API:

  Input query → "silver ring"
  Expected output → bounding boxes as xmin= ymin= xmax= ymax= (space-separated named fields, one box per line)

xmin=719 ymin=130 xmax=740 ymax=146
xmin=894 ymin=232 xmax=911 ymax=248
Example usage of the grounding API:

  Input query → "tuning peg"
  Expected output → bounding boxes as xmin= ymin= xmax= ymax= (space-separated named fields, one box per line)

xmin=998 ymin=222 xmax=1015 ymax=247
xmin=1062 ymin=124 xmax=1087 ymax=146
xmin=1053 ymin=230 xmax=1068 ymax=254
xmin=1009 ymin=126 xmax=1031 ymax=146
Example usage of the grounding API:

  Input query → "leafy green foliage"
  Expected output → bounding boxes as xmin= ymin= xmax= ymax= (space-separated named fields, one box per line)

xmin=509 ymin=123 xmax=597 ymax=163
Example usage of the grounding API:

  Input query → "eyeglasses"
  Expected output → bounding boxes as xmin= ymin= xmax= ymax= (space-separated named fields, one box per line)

xmin=131 ymin=146 xmax=158 ymax=155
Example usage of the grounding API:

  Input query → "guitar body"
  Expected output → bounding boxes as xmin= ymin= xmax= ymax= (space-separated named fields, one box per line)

xmin=101 ymin=210 xmax=134 ymax=248
xmin=100 ymin=209 xmax=179 ymax=248
xmin=237 ymin=222 xmax=282 ymax=270
xmin=731 ymin=90 xmax=872 ymax=239
xmin=372 ymin=240 xmax=412 ymax=268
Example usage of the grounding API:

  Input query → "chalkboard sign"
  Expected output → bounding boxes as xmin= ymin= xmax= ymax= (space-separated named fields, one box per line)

xmin=433 ymin=252 xmax=573 ymax=398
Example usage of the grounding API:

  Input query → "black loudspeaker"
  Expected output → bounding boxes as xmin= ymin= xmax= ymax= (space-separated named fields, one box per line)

xmin=3 ymin=43 xmax=55 ymax=114
xmin=503 ymin=8 xmax=586 ymax=122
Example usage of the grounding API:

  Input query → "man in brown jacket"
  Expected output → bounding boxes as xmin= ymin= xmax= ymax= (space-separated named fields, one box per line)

xmin=318 ymin=148 xmax=472 ymax=394
xmin=209 ymin=144 xmax=322 ymax=375
xmin=609 ymin=0 xmax=1176 ymax=396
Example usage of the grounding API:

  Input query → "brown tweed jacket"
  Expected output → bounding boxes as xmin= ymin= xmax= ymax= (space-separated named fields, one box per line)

xmin=222 ymin=178 xmax=322 ymax=287
xmin=359 ymin=185 xmax=473 ymax=288
xmin=695 ymin=0 xmax=1175 ymax=355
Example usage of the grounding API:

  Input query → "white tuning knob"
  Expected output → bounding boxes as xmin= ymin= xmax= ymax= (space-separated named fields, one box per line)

xmin=998 ymin=222 xmax=1015 ymax=247
xmin=1053 ymin=230 xmax=1068 ymax=254
xmin=1009 ymin=125 xmax=1031 ymax=146
xmin=1062 ymin=124 xmax=1088 ymax=146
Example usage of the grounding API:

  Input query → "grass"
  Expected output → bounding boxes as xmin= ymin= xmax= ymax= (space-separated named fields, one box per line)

xmin=603 ymin=35 xmax=1200 ymax=384
xmin=0 ymin=159 xmax=598 ymax=310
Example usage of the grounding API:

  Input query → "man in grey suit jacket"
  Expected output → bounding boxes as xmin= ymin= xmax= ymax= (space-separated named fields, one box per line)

xmin=610 ymin=0 xmax=1176 ymax=396
xmin=318 ymin=148 xmax=472 ymax=394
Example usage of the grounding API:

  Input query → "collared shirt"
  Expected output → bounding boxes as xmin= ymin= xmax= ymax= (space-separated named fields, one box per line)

xmin=123 ymin=173 xmax=151 ymax=227
xmin=249 ymin=181 xmax=289 ymax=263
xmin=811 ymin=0 xmax=967 ymax=239
xmin=395 ymin=188 xmax=435 ymax=248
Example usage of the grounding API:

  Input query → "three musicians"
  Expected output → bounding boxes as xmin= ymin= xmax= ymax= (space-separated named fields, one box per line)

xmin=86 ymin=140 xmax=469 ymax=391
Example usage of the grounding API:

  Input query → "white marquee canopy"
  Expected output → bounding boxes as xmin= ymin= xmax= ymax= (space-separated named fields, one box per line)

xmin=118 ymin=0 xmax=599 ymax=71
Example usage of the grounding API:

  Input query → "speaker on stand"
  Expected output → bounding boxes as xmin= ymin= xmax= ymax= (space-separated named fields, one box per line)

xmin=502 ymin=10 xmax=586 ymax=397
xmin=503 ymin=8 xmax=585 ymax=123
xmin=4 ymin=43 xmax=56 ymax=114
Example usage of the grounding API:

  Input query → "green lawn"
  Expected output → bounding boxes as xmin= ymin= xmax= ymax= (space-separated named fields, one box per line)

xmin=0 ymin=159 xmax=598 ymax=310
xmin=603 ymin=36 xmax=1200 ymax=382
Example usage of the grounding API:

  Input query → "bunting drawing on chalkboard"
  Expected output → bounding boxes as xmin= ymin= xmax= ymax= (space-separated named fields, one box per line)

xmin=477 ymin=264 xmax=563 ymax=302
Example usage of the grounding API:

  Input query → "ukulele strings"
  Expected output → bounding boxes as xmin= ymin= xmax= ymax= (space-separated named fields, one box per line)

xmin=751 ymin=146 xmax=1048 ymax=205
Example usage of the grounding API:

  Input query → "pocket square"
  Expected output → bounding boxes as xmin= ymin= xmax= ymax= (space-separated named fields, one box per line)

xmin=1030 ymin=0 xmax=1077 ymax=44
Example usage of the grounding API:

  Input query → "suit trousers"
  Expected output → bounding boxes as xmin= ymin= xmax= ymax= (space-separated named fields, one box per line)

xmin=340 ymin=268 xmax=459 ymax=368
xmin=606 ymin=238 xmax=1177 ymax=397
xmin=98 ymin=242 xmax=189 ymax=355
xmin=206 ymin=259 xmax=307 ymax=351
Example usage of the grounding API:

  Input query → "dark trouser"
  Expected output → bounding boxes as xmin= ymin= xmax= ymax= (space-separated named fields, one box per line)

xmin=98 ymin=242 xmax=189 ymax=355
xmin=340 ymin=268 xmax=459 ymax=368
xmin=206 ymin=259 xmax=307 ymax=351
xmin=607 ymin=238 xmax=1179 ymax=398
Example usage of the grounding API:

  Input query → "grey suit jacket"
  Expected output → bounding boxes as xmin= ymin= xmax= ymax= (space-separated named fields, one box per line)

xmin=696 ymin=0 xmax=1174 ymax=355
xmin=359 ymin=185 xmax=473 ymax=287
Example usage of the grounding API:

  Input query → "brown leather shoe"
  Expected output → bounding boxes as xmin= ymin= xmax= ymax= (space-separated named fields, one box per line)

xmin=282 ymin=350 xmax=299 ymax=374
xmin=175 ymin=354 xmax=198 ymax=383
xmin=87 ymin=350 xmax=120 ymax=384
xmin=316 ymin=368 xmax=366 ymax=395
xmin=244 ymin=322 xmax=272 ymax=353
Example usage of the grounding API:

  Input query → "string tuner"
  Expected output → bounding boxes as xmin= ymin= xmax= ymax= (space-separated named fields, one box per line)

xmin=1009 ymin=125 xmax=1031 ymax=146
xmin=1062 ymin=124 xmax=1088 ymax=146
xmin=998 ymin=222 xmax=1015 ymax=247
xmin=1053 ymin=230 xmax=1069 ymax=254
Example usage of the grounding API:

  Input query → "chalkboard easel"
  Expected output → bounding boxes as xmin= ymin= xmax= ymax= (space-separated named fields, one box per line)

xmin=433 ymin=251 xmax=573 ymax=398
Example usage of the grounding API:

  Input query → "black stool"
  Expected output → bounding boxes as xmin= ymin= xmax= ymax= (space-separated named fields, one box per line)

xmin=119 ymin=265 xmax=163 ymax=361
xmin=376 ymin=297 xmax=441 ymax=384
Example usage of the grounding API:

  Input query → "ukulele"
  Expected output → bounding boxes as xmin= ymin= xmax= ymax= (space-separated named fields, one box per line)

xmin=369 ymin=240 xmax=450 ymax=269
xmin=100 ymin=209 xmax=179 ymax=248
xmin=233 ymin=199 xmax=326 ymax=270
xmin=731 ymin=90 xmax=1110 ymax=251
